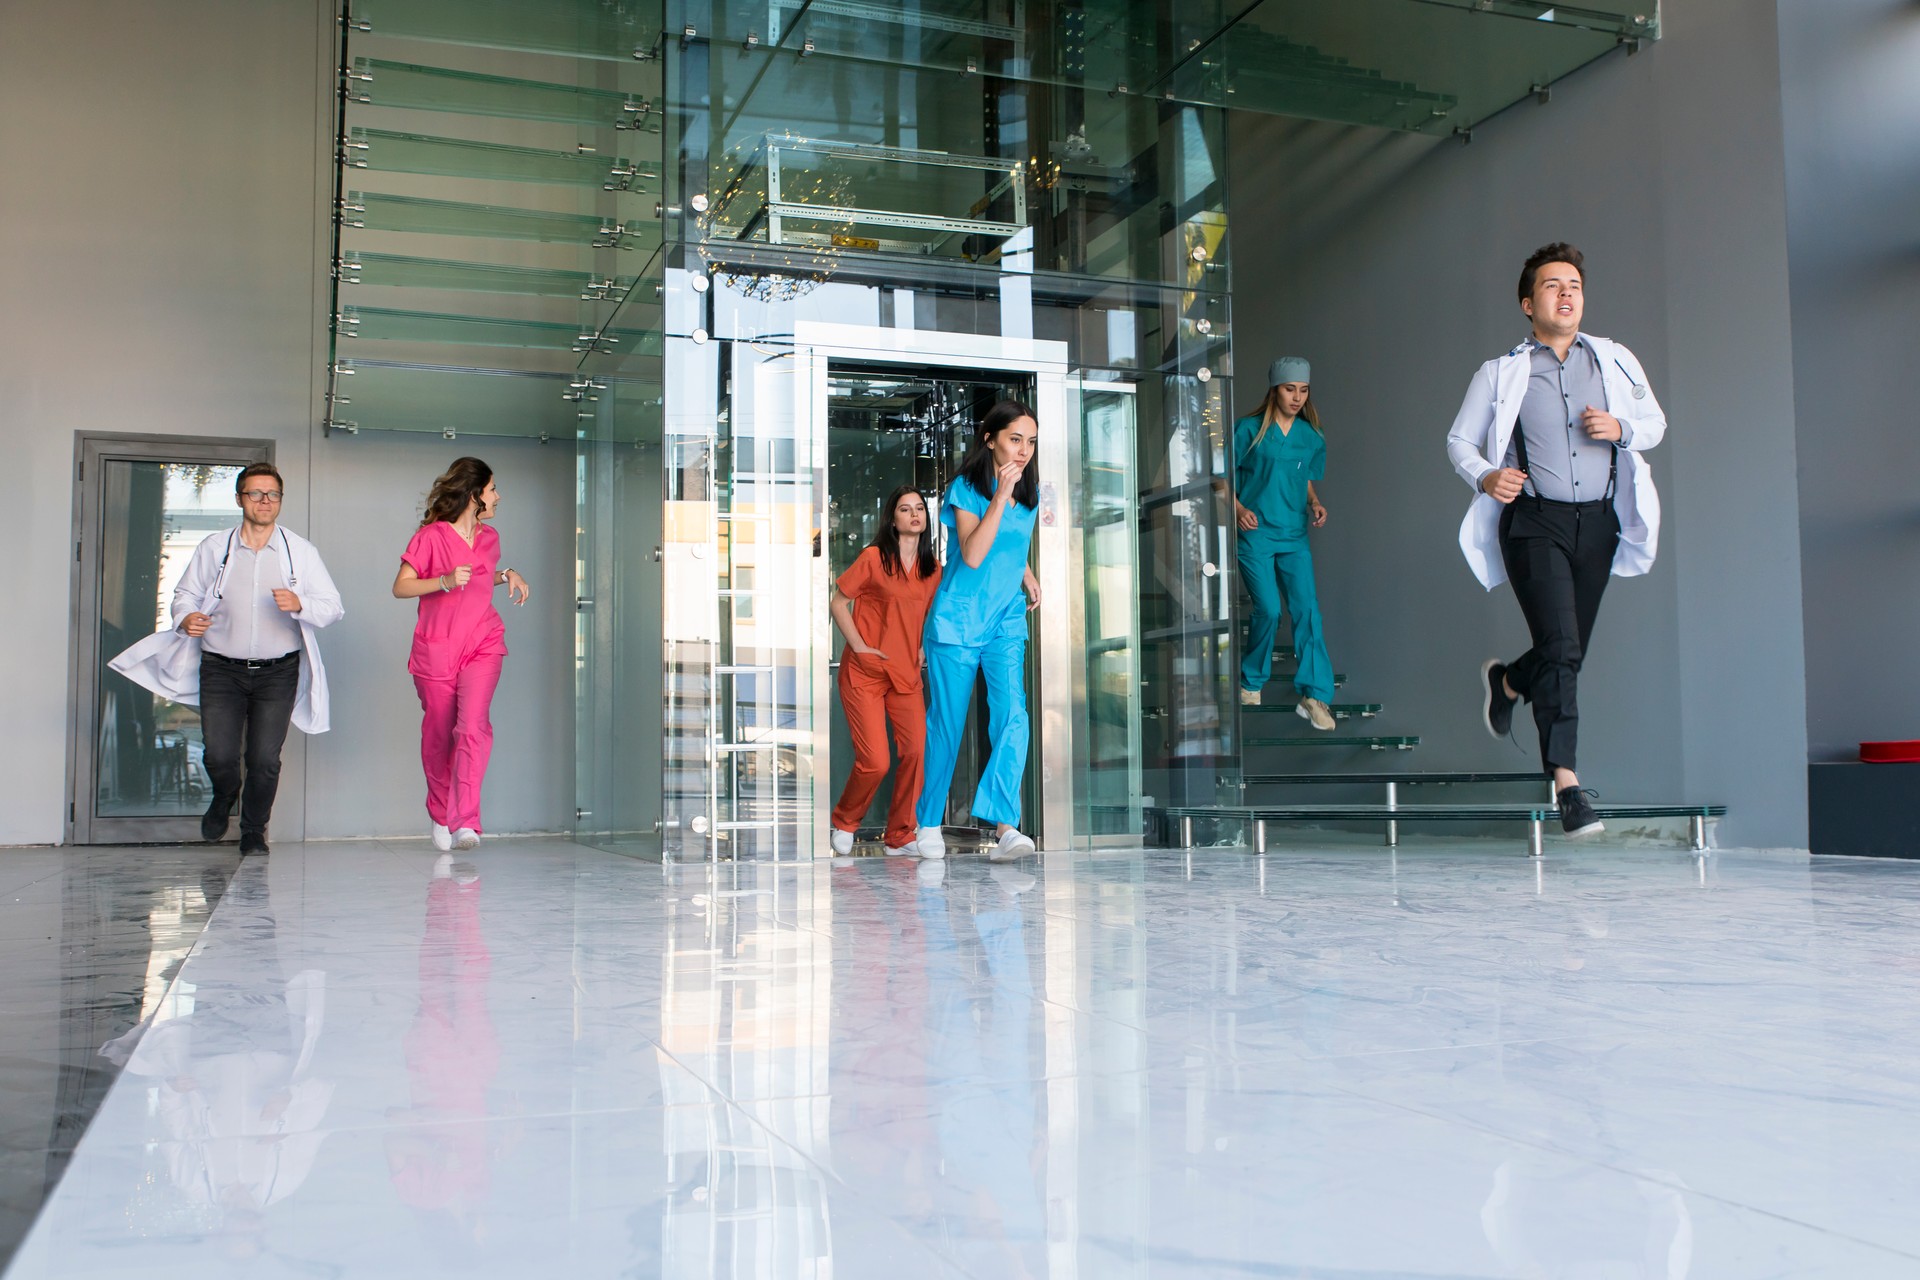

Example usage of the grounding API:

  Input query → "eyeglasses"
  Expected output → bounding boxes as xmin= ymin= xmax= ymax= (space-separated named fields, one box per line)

xmin=241 ymin=490 xmax=283 ymax=504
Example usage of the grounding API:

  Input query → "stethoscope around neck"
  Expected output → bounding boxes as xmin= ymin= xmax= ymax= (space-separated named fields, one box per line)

xmin=211 ymin=526 xmax=297 ymax=603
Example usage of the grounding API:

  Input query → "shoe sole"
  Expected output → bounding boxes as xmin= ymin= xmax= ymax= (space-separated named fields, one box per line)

xmin=989 ymin=841 xmax=1035 ymax=862
xmin=1480 ymin=659 xmax=1507 ymax=741
xmin=1296 ymin=702 xmax=1335 ymax=732
xmin=1563 ymin=820 xmax=1605 ymax=838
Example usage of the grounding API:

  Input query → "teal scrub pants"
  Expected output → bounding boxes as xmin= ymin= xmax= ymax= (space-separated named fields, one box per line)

xmin=915 ymin=634 xmax=1028 ymax=829
xmin=1237 ymin=528 xmax=1335 ymax=702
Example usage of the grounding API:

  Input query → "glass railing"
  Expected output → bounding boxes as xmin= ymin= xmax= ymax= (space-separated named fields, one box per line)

xmin=340 ymin=252 xmax=641 ymax=301
xmin=352 ymin=59 xmax=661 ymax=131
xmin=327 ymin=360 xmax=661 ymax=442
xmin=343 ymin=305 xmax=668 ymax=355
xmin=350 ymin=0 xmax=666 ymax=63
xmin=347 ymin=128 xmax=661 ymax=192
xmin=346 ymin=191 xmax=660 ymax=249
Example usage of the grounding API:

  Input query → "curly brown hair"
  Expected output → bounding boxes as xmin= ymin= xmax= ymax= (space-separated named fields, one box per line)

xmin=421 ymin=457 xmax=492 ymax=528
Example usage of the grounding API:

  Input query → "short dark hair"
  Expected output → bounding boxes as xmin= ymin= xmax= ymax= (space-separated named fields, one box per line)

xmin=235 ymin=462 xmax=283 ymax=495
xmin=1518 ymin=242 xmax=1585 ymax=303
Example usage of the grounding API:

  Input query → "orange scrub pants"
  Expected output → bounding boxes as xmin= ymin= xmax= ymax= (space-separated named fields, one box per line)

xmin=832 ymin=655 xmax=926 ymax=849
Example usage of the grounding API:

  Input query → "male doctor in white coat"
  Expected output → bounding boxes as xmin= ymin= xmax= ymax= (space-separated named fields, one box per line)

xmin=111 ymin=463 xmax=342 ymax=855
xmin=1446 ymin=242 xmax=1666 ymax=838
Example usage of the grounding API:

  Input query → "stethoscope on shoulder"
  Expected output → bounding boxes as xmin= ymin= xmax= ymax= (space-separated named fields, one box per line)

xmin=211 ymin=527 xmax=298 ymax=605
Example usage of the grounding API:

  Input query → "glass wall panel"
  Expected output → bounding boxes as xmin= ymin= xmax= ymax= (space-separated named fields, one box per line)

xmin=93 ymin=463 xmax=243 ymax=820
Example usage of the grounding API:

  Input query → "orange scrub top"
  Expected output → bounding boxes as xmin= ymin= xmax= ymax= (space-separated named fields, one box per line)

xmin=836 ymin=545 xmax=939 ymax=694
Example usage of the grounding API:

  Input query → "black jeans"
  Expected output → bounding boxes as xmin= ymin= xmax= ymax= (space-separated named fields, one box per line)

xmin=1499 ymin=497 xmax=1620 ymax=775
xmin=199 ymin=651 xmax=299 ymax=839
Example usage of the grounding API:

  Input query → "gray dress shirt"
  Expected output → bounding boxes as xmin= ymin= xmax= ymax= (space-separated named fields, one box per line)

xmin=1504 ymin=336 xmax=1617 ymax=503
xmin=201 ymin=533 xmax=303 ymax=661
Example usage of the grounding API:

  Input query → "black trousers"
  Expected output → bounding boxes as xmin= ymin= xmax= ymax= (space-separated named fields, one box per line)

xmin=199 ymin=651 xmax=299 ymax=839
xmin=1499 ymin=497 xmax=1620 ymax=775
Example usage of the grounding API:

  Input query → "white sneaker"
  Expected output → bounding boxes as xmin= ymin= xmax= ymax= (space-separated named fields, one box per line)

xmin=990 ymin=865 xmax=1036 ymax=894
xmin=884 ymin=842 xmax=916 ymax=858
xmin=431 ymin=823 xmax=453 ymax=852
xmin=830 ymin=828 xmax=855 ymax=856
xmin=453 ymin=828 xmax=480 ymax=850
xmin=916 ymin=825 xmax=946 ymax=860
xmin=990 ymin=828 xmax=1036 ymax=861
xmin=1239 ymin=686 xmax=1261 ymax=706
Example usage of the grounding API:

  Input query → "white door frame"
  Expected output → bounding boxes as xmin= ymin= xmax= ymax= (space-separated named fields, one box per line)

xmin=796 ymin=321 xmax=1074 ymax=855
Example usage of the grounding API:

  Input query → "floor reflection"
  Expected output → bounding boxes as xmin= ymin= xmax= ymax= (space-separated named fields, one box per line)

xmin=9 ymin=840 xmax=1920 ymax=1278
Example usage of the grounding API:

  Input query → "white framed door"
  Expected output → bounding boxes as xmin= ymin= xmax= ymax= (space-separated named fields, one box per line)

xmin=795 ymin=322 xmax=1075 ymax=857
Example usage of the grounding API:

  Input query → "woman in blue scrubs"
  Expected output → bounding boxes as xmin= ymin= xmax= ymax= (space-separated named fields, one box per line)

xmin=914 ymin=400 xmax=1042 ymax=863
xmin=1235 ymin=357 xmax=1337 ymax=731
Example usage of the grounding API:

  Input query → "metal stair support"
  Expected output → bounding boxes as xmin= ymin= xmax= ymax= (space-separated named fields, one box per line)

xmin=1158 ymin=803 xmax=1726 ymax=858
xmin=1240 ymin=770 xmax=1557 ymax=846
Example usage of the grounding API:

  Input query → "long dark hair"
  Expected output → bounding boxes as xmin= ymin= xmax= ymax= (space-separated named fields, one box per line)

xmin=874 ymin=485 xmax=936 ymax=579
xmin=955 ymin=400 xmax=1039 ymax=509
xmin=422 ymin=456 xmax=493 ymax=527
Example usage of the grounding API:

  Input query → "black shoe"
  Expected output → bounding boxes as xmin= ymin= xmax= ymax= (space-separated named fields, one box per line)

xmin=238 ymin=832 xmax=270 ymax=857
xmin=1481 ymin=660 xmax=1516 ymax=739
xmin=201 ymin=794 xmax=236 ymax=842
xmin=1557 ymin=786 xmax=1605 ymax=838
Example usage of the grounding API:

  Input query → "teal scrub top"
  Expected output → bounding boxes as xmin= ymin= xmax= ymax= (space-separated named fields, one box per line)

xmin=927 ymin=474 xmax=1036 ymax=646
xmin=1234 ymin=413 xmax=1325 ymax=541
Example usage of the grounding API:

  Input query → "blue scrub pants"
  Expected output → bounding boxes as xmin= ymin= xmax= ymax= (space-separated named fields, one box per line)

xmin=1237 ymin=528 xmax=1335 ymax=702
xmin=915 ymin=634 xmax=1028 ymax=829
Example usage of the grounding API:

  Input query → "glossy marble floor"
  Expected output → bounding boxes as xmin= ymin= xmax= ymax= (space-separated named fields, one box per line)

xmin=8 ymin=838 xmax=1920 ymax=1278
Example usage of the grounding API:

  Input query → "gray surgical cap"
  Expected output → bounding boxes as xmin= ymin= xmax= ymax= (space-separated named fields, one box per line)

xmin=1269 ymin=357 xmax=1311 ymax=386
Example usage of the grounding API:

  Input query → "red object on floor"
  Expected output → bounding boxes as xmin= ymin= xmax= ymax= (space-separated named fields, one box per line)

xmin=1859 ymin=740 xmax=1920 ymax=763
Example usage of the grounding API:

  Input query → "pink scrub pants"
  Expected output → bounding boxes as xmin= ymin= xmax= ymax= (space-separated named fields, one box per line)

xmin=413 ymin=654 xmax=503 ymax=833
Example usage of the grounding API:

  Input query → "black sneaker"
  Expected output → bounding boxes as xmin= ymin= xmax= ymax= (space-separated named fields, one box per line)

xmin=201 ymin=794 xmax=236 ymax=842
xmin=1481 ymin=660 xmax=1516 ymax=739
xmin=238 ymin=832 xmax=270 ymax=857
xmin=1557 ymin=787 xmax=1604 ymax=838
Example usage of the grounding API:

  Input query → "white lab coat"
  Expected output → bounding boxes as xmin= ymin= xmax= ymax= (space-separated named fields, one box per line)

xmin=1445 ymin=334 xmax=1666 ymax=590
xmin=108 ymin=525 xmax=344 ymax=734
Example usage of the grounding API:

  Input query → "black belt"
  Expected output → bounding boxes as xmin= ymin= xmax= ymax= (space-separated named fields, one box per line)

xmin=1517 ymin=493 xmax=1613 ymax=513
xmin=203 ymin=649 xmax=299 ymax=670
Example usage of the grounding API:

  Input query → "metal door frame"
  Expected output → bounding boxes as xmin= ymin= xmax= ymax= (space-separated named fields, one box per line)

xmin=795 ymin=322 xmax=1074 ymax=855
xmin=67 ymin=433 xmax=275 ymax=845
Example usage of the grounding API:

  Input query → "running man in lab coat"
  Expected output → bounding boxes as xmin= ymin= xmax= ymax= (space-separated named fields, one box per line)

xmin=112 ymin=463 xmax=344 ymax=856
xmin=1446 ymin=243 xmax=1666 ymax=837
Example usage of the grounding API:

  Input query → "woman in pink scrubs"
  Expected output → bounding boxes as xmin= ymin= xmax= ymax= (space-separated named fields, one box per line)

xmin=391 ymin=458 xmax=530 ymax=851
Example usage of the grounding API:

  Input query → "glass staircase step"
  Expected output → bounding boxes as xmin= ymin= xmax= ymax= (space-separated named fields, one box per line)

xmin=353 ymin=59 xmax=661 ymax=132
xmin=347 ymin=191 xmax=659 ymax=249
xmin=1242 ymin=771 xmax=1545 ymax=786
xmin=350 ymin=0 xmax=664 ymax=64
xmin=348 ymin=128 xmax=661 ymax=192
xmin=1243 ymin=736 xmax=1419 ymax=750
xmin=339 ymin=305 xmax=663 ymax=355
xmin=327 ymin=360 xmax=660 ymax=441
xmin=1244 ymin=703 xmax=1380 ymax=719
xmin=341 ymin=251 xmax=647 ymax=302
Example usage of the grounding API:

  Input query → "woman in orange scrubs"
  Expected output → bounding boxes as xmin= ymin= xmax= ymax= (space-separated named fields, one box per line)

xmin=830 ymin=485 xmax=940 ymax=858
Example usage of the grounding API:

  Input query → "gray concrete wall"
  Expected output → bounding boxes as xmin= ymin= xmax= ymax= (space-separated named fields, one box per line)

xmin=0 ymin=0 xmax=576 ymax=844
xmin=1227 ymin=0 xmax=1810 ymax=848
xmin=1777 ymin=0 xmax=1920 ymax=762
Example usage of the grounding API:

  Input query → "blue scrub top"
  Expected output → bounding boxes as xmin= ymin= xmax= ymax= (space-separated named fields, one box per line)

xmin=1233 ymin=413 xmax=1325 ymax=541
xmin=927 ymin=474 xmax=1036 ymax=647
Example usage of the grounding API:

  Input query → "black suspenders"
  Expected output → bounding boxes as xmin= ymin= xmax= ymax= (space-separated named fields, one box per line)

xmin=1508 ymin=345 xmax=1617 ymax=503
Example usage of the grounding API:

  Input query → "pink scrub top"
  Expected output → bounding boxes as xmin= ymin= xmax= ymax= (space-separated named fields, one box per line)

xmin=402 ymin=521 xmax=508 ymax=680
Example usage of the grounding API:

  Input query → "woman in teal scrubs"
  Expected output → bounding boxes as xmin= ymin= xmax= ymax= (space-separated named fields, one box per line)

xmin=1235 ymin=356 xmax=1337 ymax=730
xmin=914 ymin=400 xmax=1042 ymax=863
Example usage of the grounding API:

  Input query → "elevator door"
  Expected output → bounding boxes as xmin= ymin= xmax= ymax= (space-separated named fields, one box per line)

xmin=824 ymin=364 xmax=1037 ymax=849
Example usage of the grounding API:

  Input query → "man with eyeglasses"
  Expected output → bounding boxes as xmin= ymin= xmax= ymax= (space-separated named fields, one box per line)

xmin=114 ymin=463 xmax=343 ymax=855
